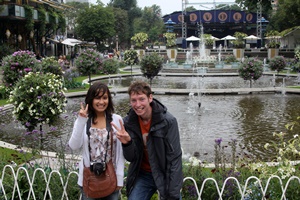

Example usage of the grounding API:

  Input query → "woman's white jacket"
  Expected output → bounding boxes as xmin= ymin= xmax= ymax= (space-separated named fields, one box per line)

xmin=68 ymin=114 xmax=125 ymax=187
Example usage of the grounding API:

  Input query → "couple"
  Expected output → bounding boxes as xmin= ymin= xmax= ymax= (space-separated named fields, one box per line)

xmin=68 ymin=80 xmax=183 ymax=200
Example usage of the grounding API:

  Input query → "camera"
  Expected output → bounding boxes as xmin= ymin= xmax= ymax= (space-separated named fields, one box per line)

xmin=90 ymin=161 xmax=106 ymax=176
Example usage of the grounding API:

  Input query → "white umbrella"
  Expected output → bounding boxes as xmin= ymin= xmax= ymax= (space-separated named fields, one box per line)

xmin=244 ymin=35 xmax=260 ymax=40
xmin=220 ymin=35 xmax=236 ymax=40
xmin=210 ymin=36 xmax=220 ymax=41
xmin=61 ymin=38 xmax=82 ymax=46
xmin=186 ymin=36 xmax=200 ymax=41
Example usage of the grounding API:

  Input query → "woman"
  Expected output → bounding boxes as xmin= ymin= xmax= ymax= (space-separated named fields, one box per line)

xmin=68 ymin=82 xmax=125 ymax=200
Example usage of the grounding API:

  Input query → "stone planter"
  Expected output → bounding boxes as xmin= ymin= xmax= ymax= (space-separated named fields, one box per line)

xmin=268 ymin=48 xmax=279 ymax=59
xmin=183 ymin=63 xmax=192 ymax=69
xmin=215 ymin=62 xmax=224 ymax=69
xmin=231 ymin=62 xmax=240 ymax=69
xmin=233 ymin=49 xmax=244 ymax=61
xmin=167 ymin=49 xmax=177 ymax=62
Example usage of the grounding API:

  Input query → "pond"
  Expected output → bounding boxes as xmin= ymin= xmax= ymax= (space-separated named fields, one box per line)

xmin=1 ymin=91 xmax=300 ymax=163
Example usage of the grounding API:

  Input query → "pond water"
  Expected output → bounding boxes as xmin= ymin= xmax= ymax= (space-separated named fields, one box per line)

xmin=1 ymin=91 xmax=300 ymax=163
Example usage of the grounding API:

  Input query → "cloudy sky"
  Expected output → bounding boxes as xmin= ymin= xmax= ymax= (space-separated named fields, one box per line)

xmin=91 ymin=0 xmax=237 ymax=16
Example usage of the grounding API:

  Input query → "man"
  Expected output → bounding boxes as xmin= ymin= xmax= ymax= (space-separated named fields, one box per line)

xmin=111 ymin=80 xmax=183 ymax=200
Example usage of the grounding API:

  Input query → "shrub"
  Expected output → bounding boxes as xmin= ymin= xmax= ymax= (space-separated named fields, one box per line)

xmin=131 ymin=32 xmax=148 ymax=48
xmin=224 ymin=55 xmax=238 ymax=64
xmin=63 ymin=69 xmax=83 ymax=90
xmin=163 ymin=32 xmax=176 ymax=48
xmin=41 ymin=56 xmax=63 ymax=76
xmin=0 ymin=43 xmax=14 ymax=60
xmin=74 ymin=48 xmax=103 ymax=76
xmin=124 ymin=49 xmax=138 ymax=66
xmin=140 ymin=52 xmax=163 ymax=85
xmin=238 ymin=58 xmax=263 ymax=81
xmin=102 ymin=59 xmax=119 ymax=74
xmin=269 ymin=56 xmax=286 ymax=73
xmin=8 ymin=72 xmax=67 ymax=131
xmin=294 ymin=45 xmax=300 ymax=61
xmin=1 ymin=50 xmax=41 ymax=90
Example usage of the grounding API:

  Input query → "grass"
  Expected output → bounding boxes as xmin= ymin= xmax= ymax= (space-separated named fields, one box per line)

xmin=0 ymin=146 xmax=35 ymax=166
xmin=0 ymin=99 xmax=9 ymax=106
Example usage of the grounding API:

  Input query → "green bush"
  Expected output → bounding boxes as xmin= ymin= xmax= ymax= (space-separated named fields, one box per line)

xmin=224 ymin=55 xmax=238 ymax=64
xmin=0 ymin=44 xmax=14 ymax=60
xmin=102 ymin=59 xmax=119 ymax=74
xmin=41 ymin=56 xmax=63 ymax=76
xmin=8 ymin=72 xmax=67 ymax=131
xmin=140 ymin=52 xmax=163 ymax=85
xmin=238 ymin=58 xmax=263 ymax=81
xmin=1 ymin=50 xmax=41 ymax=91
xmin=74 ymin=48 xmax=103 ymax=76
xmin=269 ymin=56 xmax=286 ymax=73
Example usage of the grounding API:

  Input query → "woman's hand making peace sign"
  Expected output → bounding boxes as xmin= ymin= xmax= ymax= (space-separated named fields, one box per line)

xmin=79 ymin=102 xmax=89 ymax=118
xmin=111 ymin=119 xmax=131 ymax=145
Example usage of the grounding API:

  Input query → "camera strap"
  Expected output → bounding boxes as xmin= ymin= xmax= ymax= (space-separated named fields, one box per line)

xmin=86 ymin=112 xmax=113 ymax=163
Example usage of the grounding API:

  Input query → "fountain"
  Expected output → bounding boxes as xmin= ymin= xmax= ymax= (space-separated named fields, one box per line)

xmin=1 ymin=73 xmax=299 ymax=163
xmin=183 ymin=43 xmax=194 ymax=69
xmin=193 ymin=24 xmax=217 ymax=68
xmin=214 ymin=44 xmax=224 ymax=69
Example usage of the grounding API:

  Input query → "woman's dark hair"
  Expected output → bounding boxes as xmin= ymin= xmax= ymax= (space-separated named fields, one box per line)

xmin=85 ymin=82 xmax=114 ymax=124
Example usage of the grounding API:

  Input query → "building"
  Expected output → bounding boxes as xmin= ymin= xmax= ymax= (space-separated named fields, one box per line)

xmin=0 ymin=0 xmax=70 ymax=57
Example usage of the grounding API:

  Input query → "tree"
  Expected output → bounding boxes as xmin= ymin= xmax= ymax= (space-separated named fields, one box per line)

xmin=75 ymin=5 xmax=115 ymax=49
xmin=133 ymin=5 xmax=165 ymax=44
xmin=124 ymin=49 xmax=138 ymax=76
xmin=112 ymin=0 xmax=142 ymax=45
xmin=64 ymin=2 xmax=90 ymax=38
xmin=269 ymin=56 xmax=286 ymax=74
xmin=268 ymin=0 xmax=300 ymax=32
xmin=112 ymin=7 xmax=129 ymax=50
xmin=238 ymin=58 xmax=263 ymax=88
xmin=235 ymin=0 xmax=272 ymax=16
xmin=140 ymin=52 xmax=163 ymax=86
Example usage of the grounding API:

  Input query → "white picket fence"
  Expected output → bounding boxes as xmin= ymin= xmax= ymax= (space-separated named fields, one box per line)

xmin=1 ymin=164 xmax=300 ymax=200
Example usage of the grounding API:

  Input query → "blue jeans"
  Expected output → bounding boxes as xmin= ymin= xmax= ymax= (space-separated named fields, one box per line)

xmin=80 ymin=186 xmax=119 ymax=200
xmin=128 ymin=170 xmax=157 ymax=200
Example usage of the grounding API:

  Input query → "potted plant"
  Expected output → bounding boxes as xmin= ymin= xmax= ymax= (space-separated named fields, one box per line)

xmin=163 ymin=32 xmax=177 ymax=62
xmin=224 ymin=55 xmax=240 ymax=68
xmin=232 ymin=32 xmax=247 ymax=60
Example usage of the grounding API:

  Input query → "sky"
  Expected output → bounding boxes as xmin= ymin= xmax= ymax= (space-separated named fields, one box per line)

xmin=91 ymin=0 xmax=237 ymax=16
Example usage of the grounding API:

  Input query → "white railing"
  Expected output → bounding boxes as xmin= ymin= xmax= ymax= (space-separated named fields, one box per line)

xmin=1 ymin=165 xmax=300 ymax=200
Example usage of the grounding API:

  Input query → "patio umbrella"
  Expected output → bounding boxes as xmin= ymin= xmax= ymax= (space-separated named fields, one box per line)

xmin=210 ymin=35 xmax=220 ymax=41
xmin=244 ymin=35 xmax=260 ymax=40
xmin=220 ymin=35 xmax=236 ymax=40
xmin=186 ymin=36 xmax=200 ymax=41
xmin=221 ymin=35 xmax=236 ymax=47
xmin=61 ymin=38 xmax=82 ymax=46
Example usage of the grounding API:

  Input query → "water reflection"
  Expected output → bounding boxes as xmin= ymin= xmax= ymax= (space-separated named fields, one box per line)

xmin=105 ymin=75 xmax=297 ymax=90
xmin=1 ymin=92 xmax=299 ymax=163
